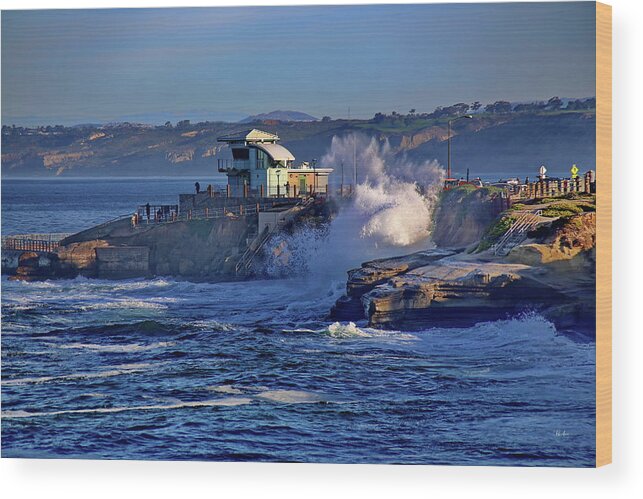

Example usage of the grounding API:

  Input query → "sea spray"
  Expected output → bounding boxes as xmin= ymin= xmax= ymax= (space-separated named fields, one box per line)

xmin=262 ymin=133 xmax=445 ymax=279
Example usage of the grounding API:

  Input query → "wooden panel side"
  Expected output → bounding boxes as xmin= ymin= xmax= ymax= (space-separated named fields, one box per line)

xmin=595 ymin=1 xmax=612 ymax=468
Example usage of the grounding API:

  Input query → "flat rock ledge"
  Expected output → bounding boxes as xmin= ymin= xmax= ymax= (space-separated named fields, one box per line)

xmin=330 ymin=249 xmax=595 ymax=336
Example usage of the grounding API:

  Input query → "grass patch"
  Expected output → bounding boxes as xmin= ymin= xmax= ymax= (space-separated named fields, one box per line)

xmin=476 ymin=213 xmax=517 ymax=252
xmin=576 ymin=202 xmax=596 ymax=212
xmin=540 ymin=202 xmax=584 ymax=218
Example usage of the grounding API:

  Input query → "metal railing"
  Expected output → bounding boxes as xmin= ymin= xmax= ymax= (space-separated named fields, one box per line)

xmin=493 ymin=210 xmax=542 ymax=256
xmin=217 ymin=159 xmax=250 ymax=172
xmin=1 ymin=233 xmax=74 ymax=253
xmin=133 ymin=201 xmax=283 ymax=227
xmin=235 ymin=225 xmax=272 ymax=275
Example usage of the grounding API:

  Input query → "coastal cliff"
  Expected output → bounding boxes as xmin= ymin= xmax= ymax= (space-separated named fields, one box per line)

xmin=331 ymin=190 xmax=596 ymax=336
xmin=431 ymin=186 xmax=504 ymax=248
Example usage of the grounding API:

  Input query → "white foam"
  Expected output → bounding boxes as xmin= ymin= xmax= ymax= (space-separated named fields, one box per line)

xmin=79 ymin=300 xmax=168 ymax=311
xmin=1 ymin=397 xmax=254 ymax=419
xmin=205 ymin=385 xmax=244 ymax=395
xmin=261 ymin=134 xmax=444 ymax=281
xmin=323 ymin=321 xmax=417 ymax=341
xmin=1 ymin=363 xmax=152 ymax=386
xmin=325 ymin=321 xmax=371 ymax=338
xmin=53 ymin=341 xmax=174 ymax=353
xmin=255 ymin=389 xmax=324 ymax=404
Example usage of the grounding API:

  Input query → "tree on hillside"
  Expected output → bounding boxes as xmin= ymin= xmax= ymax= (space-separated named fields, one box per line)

xmin=471 ymin=101 xmax=482 ymax=112
xmin=484 ymin=101 xmax=512 ymax=114
xmin=321 ymin=116 xmax=332 ymax=122
xmin=565 ymin=97 xmax=595 ymax=110
xmin=451 ymin=103 xmax=471 ymax=115
xmin=513 ymin=101 xmax=544 ymax=113
xmin=545 ymin=96 xmax=563 ymax=111
xmin=373 ymin=112 xmax=386 ymax=123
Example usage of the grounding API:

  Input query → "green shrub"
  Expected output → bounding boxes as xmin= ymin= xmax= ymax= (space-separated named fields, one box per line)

xmin=540 ymin=202 xmax=583 ymax=218
xmin=476 ymin=214 xmax=516 ymax=252
xmin=576 ymin=202 xmax=596 ymax=212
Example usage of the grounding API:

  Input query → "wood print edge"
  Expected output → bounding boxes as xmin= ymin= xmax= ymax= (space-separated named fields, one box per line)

xmin=595 ymin=0 xmax=612 ymax=468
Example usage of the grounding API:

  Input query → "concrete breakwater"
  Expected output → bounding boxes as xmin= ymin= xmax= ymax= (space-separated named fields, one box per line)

xmin=2 ymin=195 xmax=332 ymax=282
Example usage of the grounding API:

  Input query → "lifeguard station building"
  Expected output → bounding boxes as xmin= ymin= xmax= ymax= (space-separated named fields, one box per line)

xmin=217 ymin=129 xmax=333 ymax=198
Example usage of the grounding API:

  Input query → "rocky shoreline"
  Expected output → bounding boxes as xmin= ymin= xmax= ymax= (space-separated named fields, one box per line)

xmin=330 ymin=194 xmax=597 ymax=337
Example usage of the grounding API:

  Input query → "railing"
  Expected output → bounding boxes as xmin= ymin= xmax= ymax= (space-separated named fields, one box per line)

xmin=136 ymin=204 xmax=180 ymax=224
xmin=235 ymin=225 xmax=272 ymax=276
xmin=493 ymin=210 xmax=542 ymax=256
xmin=509 ymin=174 xmax=594 ymax=199
xmin=133 ymin=201 xmax=283 ymax=227
xmin=1 ymin=233 xmax=74 ymax=253
xmin=217 ymin=159 xmax=250 ymax=172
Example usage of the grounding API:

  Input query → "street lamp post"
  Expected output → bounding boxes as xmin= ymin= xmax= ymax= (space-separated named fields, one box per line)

xmin=447 ymin=114 xmax=473 ymax=180
xmin=276 ymin=170 xmax=281 ymax=198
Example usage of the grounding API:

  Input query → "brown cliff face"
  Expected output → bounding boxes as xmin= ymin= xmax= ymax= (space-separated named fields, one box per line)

xmin=431 ymin=187 xmax=503 ymax=248
xmin=508 ymin=212 xmax=596 ymax=265
xmin=41 ymin=151 xmax=94 ymax=168
xmin=399 ymin=126 xmax=448 ymax=150
xmin=331 ymin=205 xmax=596 ymax=336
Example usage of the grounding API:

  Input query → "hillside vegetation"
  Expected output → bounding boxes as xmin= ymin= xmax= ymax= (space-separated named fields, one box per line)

xmin=1 ymin=97 xmax=596 ymax=178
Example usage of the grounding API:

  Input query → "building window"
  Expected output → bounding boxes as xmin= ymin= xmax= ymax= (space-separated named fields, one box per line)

xmin=257 ymin=149 xmax=267 ymax=169
xmin=232 ymin=148 xmax=249 ymax=160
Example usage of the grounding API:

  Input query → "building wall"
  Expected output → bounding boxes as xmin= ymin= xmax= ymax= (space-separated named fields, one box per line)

xmin=287 ymin=172 xmax=329 ymax=196
xmin=267 ymin=167 xmax=288 ymax=197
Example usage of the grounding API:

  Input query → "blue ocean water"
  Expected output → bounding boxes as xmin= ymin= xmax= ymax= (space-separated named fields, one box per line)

xmin=1 ymin=178 xmax=595 ymax=466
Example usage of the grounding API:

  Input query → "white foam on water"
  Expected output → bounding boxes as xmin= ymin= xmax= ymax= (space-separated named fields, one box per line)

xmin=325 ymin=321 xmax=371 ymax=338
xmin=79 ymin=300 xmax=168 ymax=311
xmin=254 ymin=389 xmax=324 ymax=404
xmin=322 ymin=321 xmax=417 ymax=341
xmin=1 ymin=362 xmax=152 ymax=386
xmin=1 ymin=396 xmax=254 ymax=419
xmin=205 ymin=385 xmax=244 ymax=395
xmin=52 ymin=341 xmax=174 ymax=353
xmin=262 ymin=133 xmax=445 ymax=283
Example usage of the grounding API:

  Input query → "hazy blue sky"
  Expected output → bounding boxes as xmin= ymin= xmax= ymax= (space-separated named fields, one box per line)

xmin=1 ymin=3 xmax=596 ymax=126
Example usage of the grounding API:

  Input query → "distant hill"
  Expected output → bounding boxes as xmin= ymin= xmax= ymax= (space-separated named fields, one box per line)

xmin=240 ymin=110 xmax=318 ymax=123
xmin=1 ymin=107 xmax=595 ymax=179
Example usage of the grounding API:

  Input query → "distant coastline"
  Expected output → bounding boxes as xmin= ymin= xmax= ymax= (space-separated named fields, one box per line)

xmin=2 ymin=100 xmax=596 ymax=179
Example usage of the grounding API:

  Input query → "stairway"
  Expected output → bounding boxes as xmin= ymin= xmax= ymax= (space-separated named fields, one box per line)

xmin=493 ymin=210 xmax=542 ymax=256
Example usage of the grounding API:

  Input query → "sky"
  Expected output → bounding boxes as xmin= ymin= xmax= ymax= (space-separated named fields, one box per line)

xmin=1 ymin=2 xmax=596 ymax=126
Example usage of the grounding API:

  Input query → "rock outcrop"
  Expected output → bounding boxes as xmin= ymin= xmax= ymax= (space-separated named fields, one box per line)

xmin=508 ymin=212 xmax=596 ymax=265
xmin=330 ymin=249 xmax=457 ymax=320
xmin=332 ymin=251 xmax=595 ymax=335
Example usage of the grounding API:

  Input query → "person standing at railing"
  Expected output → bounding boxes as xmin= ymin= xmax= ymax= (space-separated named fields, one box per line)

xmin=207 ymin=184 xmax=213 ymax=198
xmin=145 ymin=203 xmax=151 ymax=223
xmin=195 ymin=181 xmax=201 ymax=194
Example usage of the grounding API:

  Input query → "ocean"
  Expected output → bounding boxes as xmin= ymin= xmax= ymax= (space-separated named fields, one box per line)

xmin=1 ymin=178 xmax=595 ymax=466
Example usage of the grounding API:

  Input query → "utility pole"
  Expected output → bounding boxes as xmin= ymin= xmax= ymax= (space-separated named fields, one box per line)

xmin=447 ymin=115 xmax=473 ymax=180
xmin=353 ymin=135 xmax=357 ymax=187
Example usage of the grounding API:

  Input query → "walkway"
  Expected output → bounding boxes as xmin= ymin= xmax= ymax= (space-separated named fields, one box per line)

xmin=1 ymin=233 xmax=74 ymax=253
